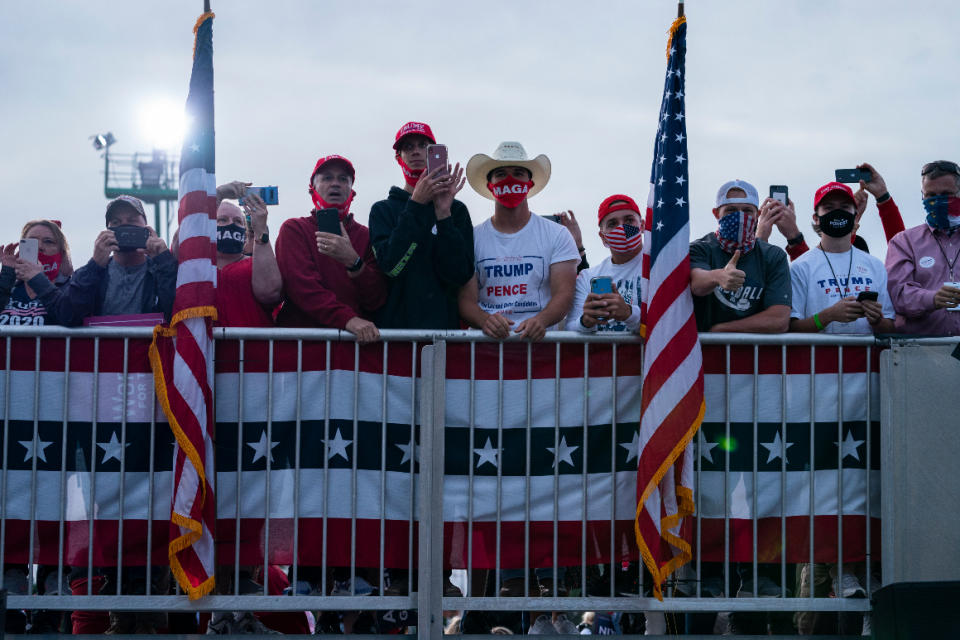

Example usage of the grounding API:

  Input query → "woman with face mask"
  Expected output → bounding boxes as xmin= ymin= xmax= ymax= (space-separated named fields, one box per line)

xmin=213 ymin=194 xmax=283 ymax=327
xmin=0 ymin=219 xmax=79 ymax=326
xmin=788 ymin=182 xmax=896 ymax=335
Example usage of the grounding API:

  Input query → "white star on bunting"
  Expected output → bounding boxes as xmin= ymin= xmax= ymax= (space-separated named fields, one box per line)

xmin=619 ymin=432 xmax=641 ymax=464
xmin=323 ymin=428 xmax=353 ymax=461
xmin=97 ymin=431 xmax=131 ymax=464
xmin=835 ymin=430 xmax=865 ymax=462
xmin=19 ymin=438 xmax=53 ymax=463
xmin=695 ymin=436 xmax=718 ymax=464
xmin=473 ymin=437 xmax=500 ymax=469
xmin=396 ymin=438 xmax=420 ymax=465
xmin=760 ymin=431 xmax=794 ymax=464
xmin=546 ymin=436 xmax=579 ymax=468
xmin=247 ymin=430 xmax=280 ymax=464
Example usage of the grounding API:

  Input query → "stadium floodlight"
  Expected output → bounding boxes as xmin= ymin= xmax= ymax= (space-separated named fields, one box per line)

xmin=91 ymin=132 xmax=116 ymax=151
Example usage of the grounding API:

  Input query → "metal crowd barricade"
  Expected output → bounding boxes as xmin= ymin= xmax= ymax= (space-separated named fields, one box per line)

xmin=0 ymin=326 xmax=897 ymax=636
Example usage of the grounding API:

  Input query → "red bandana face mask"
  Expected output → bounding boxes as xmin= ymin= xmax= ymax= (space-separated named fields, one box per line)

xmin=38 ymin=252 xmax=61 ymax=282
xmin=396 ymin=155 xmax=424 ymax=187
xmin=310 ymin=187 xmax=356 ymax=220
xmin=487 ymin=175 xmax=533 ymax=209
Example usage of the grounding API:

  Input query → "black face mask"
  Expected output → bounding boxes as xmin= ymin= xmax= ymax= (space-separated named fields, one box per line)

xmin=216 ymin=223 xmax=246 ymax=254
xmin=819 ymin=209 xmax=856 ymax=238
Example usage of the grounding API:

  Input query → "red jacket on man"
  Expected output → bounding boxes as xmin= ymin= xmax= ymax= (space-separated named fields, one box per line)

xmin=275 ymin=213 xmax=386 ymax=328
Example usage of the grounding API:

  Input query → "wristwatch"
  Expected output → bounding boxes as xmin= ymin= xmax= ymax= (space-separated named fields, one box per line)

xmin=346 ymin=256 xmax=364 ymax=272
xmin=255 ymin=226 xmax=270 ymax=244
xmin=787 ymin=232 xmax=805 ymax=246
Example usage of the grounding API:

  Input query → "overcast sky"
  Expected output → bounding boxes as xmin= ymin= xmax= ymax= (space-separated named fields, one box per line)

xmin=2 ymin=1 xmax=958 ymax=266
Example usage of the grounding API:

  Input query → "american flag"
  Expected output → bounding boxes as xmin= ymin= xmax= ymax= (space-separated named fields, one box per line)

xmin=148 ymin=10 xmax=218 ymax=599
xmin=636 ymin=15 xmax=705 ymax=600
xmin=604 ymin=223 xmax=643 ymax=252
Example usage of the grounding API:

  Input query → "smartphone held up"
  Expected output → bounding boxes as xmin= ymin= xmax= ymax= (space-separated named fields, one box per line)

xmin=835 ymin=168 xmax=872 ymax=184
xmin=426 ymin=144 xmax=448 ymax=175
xmin=18 ymin=238 xmax=39 ymax=264
xmin=769 ymin=185 xmax=789 ymax=205
xmin=240 ymin=186 xmax=279 ymax=206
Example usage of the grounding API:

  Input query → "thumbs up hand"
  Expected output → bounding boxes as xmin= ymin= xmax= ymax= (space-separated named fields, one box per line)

xmin=717 ymin=250 xmax=746 ymax=291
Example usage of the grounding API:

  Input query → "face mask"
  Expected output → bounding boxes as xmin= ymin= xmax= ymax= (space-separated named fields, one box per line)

xmin=923 ymin=195 xmax=960 ymax=229
xmin=715 ymin=210 xmax=757 ymax=254
xmin=396 ymin=155 xmax=424 ymax=187
xmin=216 ymin=223 xmax=246 ymax=254
xmin=37 ymin=252 xmax=61 ymax=282
xmin=487 ymin=175 xmax=533 ymax=209
xmin=601 ymin=224 xmax=643 ymax=252
xmin=818 ymin=209 xmax=856 ymax=238
xmin=310 ymin=187 xmax=356 ymax=220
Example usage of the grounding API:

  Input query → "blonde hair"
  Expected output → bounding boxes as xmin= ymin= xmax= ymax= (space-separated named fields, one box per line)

xmin=21 ymin=220 xmax=72 ymax=276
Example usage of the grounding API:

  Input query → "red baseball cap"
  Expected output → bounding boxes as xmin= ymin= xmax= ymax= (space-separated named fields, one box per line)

xmin=813 ymin=181 xmax=855 ymax=209
xmin=392 ymin=121 xmax=436 ymax=151
xmin=310 ymin=154 xmax=355 ymax=182
xmin=597 ymin=194 xmax=641 ymax=224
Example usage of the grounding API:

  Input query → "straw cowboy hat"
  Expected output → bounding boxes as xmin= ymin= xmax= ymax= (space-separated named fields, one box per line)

xmin=466 ymin=141 xmax=551 ymax=200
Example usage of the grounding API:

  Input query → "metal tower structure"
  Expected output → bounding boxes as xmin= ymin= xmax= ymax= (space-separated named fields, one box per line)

xmin=92 ymin=132 xmax=179 ymax=242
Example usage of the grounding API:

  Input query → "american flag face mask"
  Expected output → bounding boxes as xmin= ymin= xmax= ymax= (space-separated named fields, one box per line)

xmin=716 ymin=209 xmax=757 ymax=254
xmin=602 ymin=223 xmax=643 ymax=252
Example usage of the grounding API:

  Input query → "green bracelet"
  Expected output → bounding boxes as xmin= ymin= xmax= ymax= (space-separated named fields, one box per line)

xmin=813 ymin=313 xmax=825 ymax=331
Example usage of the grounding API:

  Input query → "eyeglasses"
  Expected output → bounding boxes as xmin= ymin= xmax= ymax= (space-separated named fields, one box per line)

xmin=921 ymin=160 xmax=960 ymax=177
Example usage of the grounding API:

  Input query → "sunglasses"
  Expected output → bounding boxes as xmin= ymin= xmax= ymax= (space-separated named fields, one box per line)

xmin=921 ymin=160 xmax=960 ymax=177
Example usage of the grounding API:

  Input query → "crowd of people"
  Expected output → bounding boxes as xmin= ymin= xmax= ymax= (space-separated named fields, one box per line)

xmin=3 ymin=123 xmax=959 ymax=340
xmin=3 ymin=120 xmax=960 ymax=634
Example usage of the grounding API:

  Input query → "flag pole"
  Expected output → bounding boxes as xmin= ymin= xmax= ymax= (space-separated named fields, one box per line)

xmin=678 ymin=1 xmax=684 ymax=18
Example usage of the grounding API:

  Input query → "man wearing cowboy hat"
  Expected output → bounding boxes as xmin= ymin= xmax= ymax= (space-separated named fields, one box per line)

xmin=275 ymin=154 xmax=387 ymax=343
xmin=458 ymin=141 xmax=579 ymax=341
xmin=369 ymin=121 xmax=475 ymax=329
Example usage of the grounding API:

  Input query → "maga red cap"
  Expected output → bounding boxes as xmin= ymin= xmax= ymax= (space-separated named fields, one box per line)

xmin=813 ymin=181 xmax=855 ymax=209
xmin=310 ymin=155 xmax=355 ymax=182
xmin=392 ymin=121 xmax=436 ymax=150
xmin=597 ymin=194 xmax=641 ymax=224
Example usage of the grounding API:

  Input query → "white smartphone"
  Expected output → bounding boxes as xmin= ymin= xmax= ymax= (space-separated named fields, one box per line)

xmin=946 ymin=282 xmax=960 ymax=311
xmin=18 ymin=238 xmax=39 ymax=264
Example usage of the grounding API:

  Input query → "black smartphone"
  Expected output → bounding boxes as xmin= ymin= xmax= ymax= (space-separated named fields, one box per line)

xmin=769 ymin=185 xmax=789 ymax=205
xmin=315 ymin=208 xmax=341 ymax=235
xmin=426 ymin=144 xmax=448 ymax=175
xmin=835 ymin=168 xmax=872 ymax=184
xmin=857 ymin=291 xmax=879 ymax=302
xmin=540 ymin=214 xmax=562 ymax=223
xmin=113 ymin=225 xmax=150 ymax=250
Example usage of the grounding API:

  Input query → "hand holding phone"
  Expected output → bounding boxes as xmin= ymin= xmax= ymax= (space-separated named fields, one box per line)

xmin=856 ymin=291 xmax=879 ymax=303
xmin=17 ymin=238 xmax=39 ymax=264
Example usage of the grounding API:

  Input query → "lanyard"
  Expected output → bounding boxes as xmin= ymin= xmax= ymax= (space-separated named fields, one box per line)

xmin=932 ymin=233 xmax=960 ymax=280
xmin=820 ymin=246 xmax=853 ymax=298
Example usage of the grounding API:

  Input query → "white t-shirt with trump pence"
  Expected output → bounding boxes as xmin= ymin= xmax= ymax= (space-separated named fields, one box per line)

xmin=473 ymin=213 xmax=580 ymax=327
xmin=789 ymin=246 xmax=895 ymax=334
